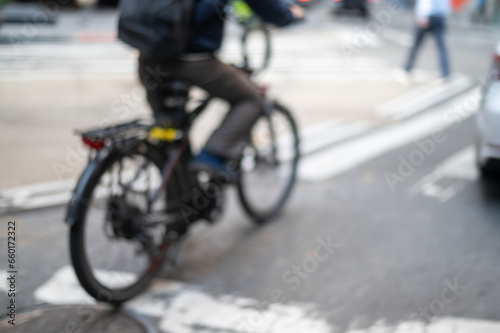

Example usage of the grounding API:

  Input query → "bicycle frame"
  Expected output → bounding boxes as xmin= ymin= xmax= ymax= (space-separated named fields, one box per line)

xmin=147 ymin=95 xmax=213 ymax=211
xmin=146 ymin=65 xmax=266 ymax=210
xmin=146 ymin=82 xmax=276 ymax=217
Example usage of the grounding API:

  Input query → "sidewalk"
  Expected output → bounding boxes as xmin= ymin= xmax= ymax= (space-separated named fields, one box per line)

xmin=0 ymin=74 xmax=422 ymax=185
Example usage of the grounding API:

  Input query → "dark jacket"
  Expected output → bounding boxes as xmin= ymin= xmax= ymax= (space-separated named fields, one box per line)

xmin=185 ymin=0 xmax=294 ymax=53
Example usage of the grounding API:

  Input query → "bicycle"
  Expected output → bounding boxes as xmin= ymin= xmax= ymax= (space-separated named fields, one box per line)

xmin=65 ymin=21 xmax=300 ymax=307
xmin=232 ymin=0 xmax=272 ymax=73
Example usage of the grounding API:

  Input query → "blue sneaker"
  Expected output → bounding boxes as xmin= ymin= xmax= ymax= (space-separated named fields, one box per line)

xmin=191 ymin=149 xmax=240 ymax=183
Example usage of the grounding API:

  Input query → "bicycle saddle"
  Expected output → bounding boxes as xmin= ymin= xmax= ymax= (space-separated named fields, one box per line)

xmin=156 ymin=80 xmax=192 ymax=128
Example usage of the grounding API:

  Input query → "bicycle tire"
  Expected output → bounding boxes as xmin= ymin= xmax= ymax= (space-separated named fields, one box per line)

xmin=241 ymin=23 xmax=271 ymax=73
xmin=237 ymin=102 xmax=300 ymax=224
xmin=69 ymin=142 xmax=178 ymax=304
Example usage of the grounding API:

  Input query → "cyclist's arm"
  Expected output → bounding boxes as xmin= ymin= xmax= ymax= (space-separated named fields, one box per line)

xmin=244 ymin=0 xmax=296 ymax=26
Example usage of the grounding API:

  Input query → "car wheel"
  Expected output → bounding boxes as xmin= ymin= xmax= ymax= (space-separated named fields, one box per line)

xmin=479 ymin=160 xmax=499 ymax=179
xmin=476 ymin=141 xmax=499 ymax=179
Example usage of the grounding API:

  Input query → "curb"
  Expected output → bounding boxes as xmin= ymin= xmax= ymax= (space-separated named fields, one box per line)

xmin=376 ymin=73 xmax=475 ymax=121
xmin=0 ymin=180 xmax=75 ymax=214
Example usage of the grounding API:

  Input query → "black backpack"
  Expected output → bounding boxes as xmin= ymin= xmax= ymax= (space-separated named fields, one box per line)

xmin=118 ymin=0 xmax=196 ymax=59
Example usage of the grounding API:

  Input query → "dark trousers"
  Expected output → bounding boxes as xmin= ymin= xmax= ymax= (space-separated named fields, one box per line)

xmin=138 ymin=55 xmax=262 ymax=160
xmin=404 ymin=15 xmax=450 ymax=78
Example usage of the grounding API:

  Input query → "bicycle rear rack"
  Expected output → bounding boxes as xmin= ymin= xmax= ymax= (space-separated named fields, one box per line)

xmin=76 ymin=119 xmax=152 ymax=150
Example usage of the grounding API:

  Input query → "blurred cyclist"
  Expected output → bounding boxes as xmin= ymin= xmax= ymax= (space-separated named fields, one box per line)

xmin=138 ymin=0 xmax=305 ymax=179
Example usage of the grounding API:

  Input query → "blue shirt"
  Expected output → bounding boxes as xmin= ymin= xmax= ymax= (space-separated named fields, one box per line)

xmin=186 ymin=0 xmax=294 ymax=53
xmin=416 ymin=0 xmax=452 ymax=20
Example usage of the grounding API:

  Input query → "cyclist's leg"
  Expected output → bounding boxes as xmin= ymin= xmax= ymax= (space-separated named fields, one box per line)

xmin=139 ymin=56 xmax=262 ymax=161
xmin=199 ymin=60 xmax=262 ymax=161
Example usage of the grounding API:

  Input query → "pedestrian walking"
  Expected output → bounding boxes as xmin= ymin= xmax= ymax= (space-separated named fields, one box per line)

xmin=76 ymin=0 xmax=98 ymax=24
xmin=472 ymin=0 xmax=487 ymax=23
xmin=404 ymin=0 xmax=452 ymax=80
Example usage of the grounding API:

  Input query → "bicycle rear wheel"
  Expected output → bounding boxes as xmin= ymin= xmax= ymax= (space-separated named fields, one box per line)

xmin=69 ymin=143 xmax=178 ymax=304
xmin=237 ymin=102 xmax=300 ymax=223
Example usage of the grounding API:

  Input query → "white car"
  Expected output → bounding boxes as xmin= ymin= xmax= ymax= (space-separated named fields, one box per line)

xmin=476 ymin=44 xmax=500 ymax=177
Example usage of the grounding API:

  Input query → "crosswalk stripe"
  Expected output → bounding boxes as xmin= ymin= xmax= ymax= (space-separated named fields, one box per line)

xmin=345 ymin=317 xmax=500 ymax=332
xmin=383 ymin=27 xmax=413 ymax=47
xmin=28 ymin=265 xmax=500 ymax=332
xmin=300 ymin=120 xmax=371 ymax=156
xmin=0 ymin=43 xmax=133 ymax=55
xmin=299 ymin=89 xmax=479 ymax=182
xmin=34 ymin=265 xmax=333 ymax=333
xmin=0 ymin=29 xmax=389 ymax=78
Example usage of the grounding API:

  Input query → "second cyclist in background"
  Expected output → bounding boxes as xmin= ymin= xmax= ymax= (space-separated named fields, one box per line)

xmin=138 ymin=0 xmax=305 ymax=179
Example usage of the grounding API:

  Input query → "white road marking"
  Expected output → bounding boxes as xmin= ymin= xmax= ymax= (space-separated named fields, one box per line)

xmin=376 ymin=74 xmax=474 ymax=120
xmin=0 ymin=43 xmax=137 ymax=76
xmin=300 ymin=120 xmax=371 ymax=156
xmin=0 ymin=45 xmax=134 ymax=57
xmin=1 ymin=24 xmax=394 ymax=80
xmin=345 ymin=317 xmax=500 ymax=332
xmin=132 ymin=282 xmax=332 ymax=333
xmin=0 ymin=179 xmax=75 ymax=212
xmin=222 ymin=38 xmax=392 ymax=79
xmin=34 ymin=266 xmax=95 ymax=305
xmin=383 ymin=28 xmax=413 ymax=47
xmin=261 ymin=69 xmax=404 ymax=82
xmin=299 ymin=89 xmax=479 ymax=182
xmin=35 ymin=265 xmax=333 ymax=333
xmin=408 ymin=146 xmax=477 ymax=202
xmin=33 ymin=266 xmax=500 ymax=332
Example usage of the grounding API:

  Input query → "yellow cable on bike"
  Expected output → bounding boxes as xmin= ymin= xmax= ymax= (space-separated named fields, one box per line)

xmin=149 ymin=127 xmax=181 ymax=142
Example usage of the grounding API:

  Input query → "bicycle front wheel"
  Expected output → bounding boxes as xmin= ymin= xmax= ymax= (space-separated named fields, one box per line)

xmin=241 ymin=22 xmax=271 ymax=73
xmin=69 ymin=143 xmax=178 ymax=304
xmin=237 ymin=102 xmax=300 ymax=223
